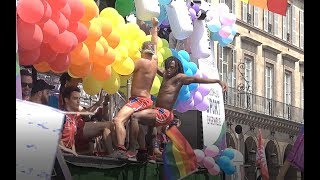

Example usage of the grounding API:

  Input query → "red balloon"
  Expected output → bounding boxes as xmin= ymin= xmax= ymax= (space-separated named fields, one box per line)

xmin=17 ymin=18 xmax=43 ymax=50
xmin=68 ymin=22 xmax=88 ymax=43
xmin=51 ymin=11 xmax=69 ymax=33
xmin=47 ymin=0 xmax=67 ymax=10
xmin=40 ymin=19 xmax=59 ymax=43
xmin=69 ymin=32 xmax=79 ymax=51
xmin=49 ymin=53 xmax=70 ymax=72
xmin=38 ymin=43 xmax=58 ymax=63
xmin=50 ymin=31 xmax=74 ymax=53
xmin=60 ymin=3 xmax=71 ymax=19
xmin=68 ymin=0 xmax=85 ymax=22
xmin=17 ymin=0 xmax=44 ymax=24
xmin=37 ymin=0 xmax=52 ymax=24
xmin=18 ymin=47 xmax=41 ymax=66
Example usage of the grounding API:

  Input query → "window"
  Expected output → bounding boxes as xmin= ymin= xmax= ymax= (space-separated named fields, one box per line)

xmin=284 ymin=71 xmax=292 ymax=119
xmin=292 ymin=6 xmax=296 ymax=45
xmin=220 ymin=0 xmax=235 ymax=14
xmin=264 ymin=10 xmax=274 ymax=33
xmin=244 ymin=57 xmax=253 ymax=92
xmin=283 ymin=4 xmax=292 ymax=42
xmin=265 ymin=65 xmax=273 ymax=114
xmin=242 ymin=2 xmax=257 ymax=26
xmin=301 ymin=77 xmax=304 ymax=109
xmin=218 ymin=45 xmax=237 ymax=88
xmin=274 ymin=14 xmax=279 ymax=36
xmin=299 ymin=10 xmax=304 ymax=49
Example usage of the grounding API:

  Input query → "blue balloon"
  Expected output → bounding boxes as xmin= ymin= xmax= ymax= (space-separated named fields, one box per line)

xmin=222 ymin=35 xmax=234 ymax=45
xmin=185 ymin=68 xmax=193 ymax=76
xmin=210 ymin=32 xmax=222 ymax=41
xmin=178 ymin=91 xmax=191 ymax=102
xmin=180 ymin=85 xmax=189 ymax=94
xmin=224 ymin=165 xmax=236 ymax=175
xmin=170 ymin=48 xmax=179 ymax=58
xmin=222 ymin=149 xmax=235 ymax=160
xmin=207 ymin=20 xmax=221 ymax=33
xmin=188 ymin=83 xmax=198 ymax=91
xmin=159 ymin=0 xmax=171 ymax=5
xmin=216 ymin=156 xmax=231 ymax=169
xmin=158 ymin=5 xmax=167 ymax=23
xmin=231 ymin=24 xmax=237 ymax=35
xmin=178 ymin=50 xmax=190 ymax=62
xmin=188 ymin=62 xmax=198 ymax=75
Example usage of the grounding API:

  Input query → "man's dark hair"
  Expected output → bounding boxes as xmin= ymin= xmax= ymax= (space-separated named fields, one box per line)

xmin=59 ymin=73 xmax=72 ymax=93
xmin=164 ymin=56 xmax=184 ymax=74
xmin=62 ymin=86 xmax=81 ymax=104
xmin=20 ymin=69 xmax=32 ymax=77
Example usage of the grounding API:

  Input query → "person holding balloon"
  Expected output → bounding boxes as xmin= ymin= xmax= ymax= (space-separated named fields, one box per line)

xmin=112 ymin=17 xmax=160 ymax=159
xmin=128 ymin=56 xmax=227 ymax=160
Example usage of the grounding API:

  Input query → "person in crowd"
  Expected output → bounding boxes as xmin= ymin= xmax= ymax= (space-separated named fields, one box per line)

xmin=30 ymin=79 xmax=55 ymax=105
xmin=20 ymin=69 xmax=33 ymax=101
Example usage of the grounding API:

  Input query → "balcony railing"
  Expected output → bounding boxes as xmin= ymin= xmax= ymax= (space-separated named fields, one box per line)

xmin=224 ymin=87 xmax=304 ymax=124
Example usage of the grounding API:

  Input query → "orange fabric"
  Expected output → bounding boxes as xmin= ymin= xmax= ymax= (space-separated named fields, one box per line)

xmin=125 ymin=96 xmax=153 ymax=112
xmin=155 ymin=107 xmax=174 ymax=127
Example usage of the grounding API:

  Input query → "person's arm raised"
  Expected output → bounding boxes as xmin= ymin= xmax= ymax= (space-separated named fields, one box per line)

xmin=180 ymin=74 xmax=228 ymax=92
xmin=157 ymin=67 xmax=164 ymax=77
xmin=150 ymin=17 xmax=159 ymax=55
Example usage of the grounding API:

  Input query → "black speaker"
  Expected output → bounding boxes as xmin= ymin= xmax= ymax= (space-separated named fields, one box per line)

xmin=174 ymin=110 xmax=203 ymax=149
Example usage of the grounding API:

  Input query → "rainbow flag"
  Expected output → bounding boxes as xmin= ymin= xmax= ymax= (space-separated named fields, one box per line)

xmin=286 ymin=125 xmax=304 ymax=172
xmin=256 ymin=129 xmax=269 ymax=180
xmin=163 ymin=126 xmax=197 ymax=180
xmin=241 ymin=0 xmax=288 ymax=16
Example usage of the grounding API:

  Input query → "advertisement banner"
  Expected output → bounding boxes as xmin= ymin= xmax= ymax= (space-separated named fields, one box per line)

xmin=197 ymin=42 xmax=226 ymax=150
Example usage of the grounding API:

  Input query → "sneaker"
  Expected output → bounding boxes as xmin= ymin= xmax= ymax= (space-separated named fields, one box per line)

xmin=148 ymin=155 xmax=156 ymax=163
xmin=126 ymin=150 xmax=137 ymax=158
xmin=108 ymin=150 xmax=128 ymax=160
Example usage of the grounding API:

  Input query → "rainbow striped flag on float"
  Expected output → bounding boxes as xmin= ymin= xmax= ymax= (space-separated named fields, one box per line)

xmin=241 ymin=0 xmax=288 ymax=16
xmin=163 ymin=126 xmax=197 ymax=180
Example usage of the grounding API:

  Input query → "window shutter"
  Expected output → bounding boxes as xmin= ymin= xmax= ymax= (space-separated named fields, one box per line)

xmin=292 ymin=6 xmax=296 ymax=45
xmin=264 ymin=10 xmax=268 ymax=32
xmin=282 ymin=16 xmax=287 ymax=40
xmin=299 ymin=11 xmax=304 ymax=49
xmin=274 ymin=14 xmax=278 ymax=36
xmin=254 ymin=6 xmax=259 ymax=27
xmin=242 ymin=2 xmax=248 ymax=22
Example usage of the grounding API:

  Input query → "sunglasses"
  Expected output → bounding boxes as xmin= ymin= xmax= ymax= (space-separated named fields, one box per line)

xmin=21 ymin=82 xmax=33 ymax=88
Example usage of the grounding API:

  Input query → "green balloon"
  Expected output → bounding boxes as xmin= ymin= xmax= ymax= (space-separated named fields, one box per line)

xmin=115 ymin=0 xmax=134 ymax=17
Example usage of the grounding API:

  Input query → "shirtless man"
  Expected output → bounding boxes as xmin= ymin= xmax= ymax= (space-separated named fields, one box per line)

xmin=112 ymin=17 xmax=159 ymax=158
xmin=129 ymin=56 xmax=227 ymax=159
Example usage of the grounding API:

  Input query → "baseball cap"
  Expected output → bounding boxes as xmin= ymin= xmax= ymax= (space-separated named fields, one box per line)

xmin=31 ymin=79 xmax=55 ymax=94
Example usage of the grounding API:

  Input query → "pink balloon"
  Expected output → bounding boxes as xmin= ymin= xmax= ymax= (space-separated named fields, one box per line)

xmin=18 ymin=47 xmax=41 ymax=66
xmin=47 ymin=0 xmax=67 ymax=10
xmin=68 ymin=22 xmax=88 ymax=43
xmin=208 ymin=164 xmax=220 ymax=175
xmin=49 ymin=53 xmax=70 ymax=72
xmin=203 ymin=157 xmax=216 ymax=169
xmin=60 ymin=3 xmax=71 ymax=19
xmin=38 ymin=43 xmax=58 ymax=63
xmin=50 ymin=31 xmax=74 ymax=53
xmin=17 ymin=0 xmax=44 ymax=24
xmin=40 ymin=19 xmax=59 ymax=43
xmin=68 ymin=0 xmax=85 ymax=22
xmin=220 ymin=13 xmax=236 ymax=26
xmin=204 ymin=145 xmax=220 ymax=157
xmin=17 ymin=18 xmax=43 ymax=50
xmin=189 ymin=8 xmax=197 ymax=21
xmin=51 ymin=11 xmax=69 ymax=33
xmin=194 ymin=149 xmax=205 ymax=163
xmin=219 ymin=25 xmax=232 ymax=38
xmin=37 ymin=0 xmax=52 ymax=24
xmin=193 ymin=91 xmax=203 ymax=106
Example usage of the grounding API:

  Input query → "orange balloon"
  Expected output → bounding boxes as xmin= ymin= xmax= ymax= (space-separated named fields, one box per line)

xmin=85 ymin=21 xmax=102 ymax=44
xmin=87 ymin=41 xmax=104 ymax=63
xmin=106 ymin=30 xmax=120 ymax=49
xmin=98 ymin=36 xmax=109 ymax=53
xmin=100 ymin=18 xmax=112 ymax=38
xmin=68 ymin=22 xmax=88 ymax=43
xmin=69 ymin=61 xmax=92 ymax=78
xmin=79 ymin=0 xmax=99 ymax=22
xmin=91 ymin=63 xmax=111 ymax=81
xmin=70 ymin=42 xmax=89 ymax=65
xmin=34 ymin=61 xmax=51 ymax=73
xmin=99 ymin=47 xmax=116 ymax=66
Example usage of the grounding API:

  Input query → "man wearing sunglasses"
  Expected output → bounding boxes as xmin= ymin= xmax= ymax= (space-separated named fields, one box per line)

xmin=20 ymin=69 xmax=33 ymax=101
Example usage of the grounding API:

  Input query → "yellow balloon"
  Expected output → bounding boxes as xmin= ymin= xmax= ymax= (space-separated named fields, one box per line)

xmin=117 ymin=24 xmax=129 ymax=40
xmin=157 ymin=74 xmax=163 ymax=82
xmin=120 ymin=74 xmax=132 ymax=86
xmin=150 ymin=76 xmax=161 ymax=95
xmin=80 ymin=0 xmax=99 ymax=22
xmin=114 ymin=45 xmax=128 ymax=61
xmin=100 ymin=7 xmax=119 ymax=19
xmin=82 ymin=74 xmax=103 ymax=96
xmin=128 ymin=41 xmax=140 ymax=57
xmin=157 ymin=37 xmax=163 ymax=49
xmin=112 ymin=57 xmax=134 ymax=75
xmin=102 ymin=69 xmax=120 ymax=94
xmin=157 ymin=52 xmax=164 ymax=67
xmin=98 ymin=36 xmax=109 ymax=53
xmin=145 ymin=35 xmax=151 ymax=42
xmin=162 ymin=38 xmax=169 ymax=47
xmin=162 ymin=47 xmax=173 ymax=60
xmin=131 ymin=51 xmax=141 ymax=62
xmin=85 ymin=21 xmax=102 ymax=46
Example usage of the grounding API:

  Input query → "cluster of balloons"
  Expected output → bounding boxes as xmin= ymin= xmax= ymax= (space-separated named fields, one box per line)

xmin=17 ymin=0 xmax=86 ymax=72
xmin=206 ymin=3 xmax=237 ymax=47
xmin=187 ymin=2 xmax=201 ymax=22
xmin=194 ymin=145 xmax=236 ymax=176
xmin=167 ymin=50 xmax=211 ymax=113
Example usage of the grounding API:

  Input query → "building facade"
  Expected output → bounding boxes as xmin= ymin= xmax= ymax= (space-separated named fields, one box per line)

xmin=208 ymin=0 xmax=304 ymax=179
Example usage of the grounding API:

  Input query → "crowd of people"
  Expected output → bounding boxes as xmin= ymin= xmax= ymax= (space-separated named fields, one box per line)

xmin=19 ymin=17 xmax=227 ymax=162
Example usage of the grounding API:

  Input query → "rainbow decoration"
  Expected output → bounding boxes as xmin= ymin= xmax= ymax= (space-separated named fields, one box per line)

xmin=163 ymin=126 xmax=197 ymax=180
xmin=241 ymin=0 xmax=288 ymax=16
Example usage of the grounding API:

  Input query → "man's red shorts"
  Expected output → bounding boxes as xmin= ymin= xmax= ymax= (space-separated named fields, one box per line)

xmin=125 ymin=96 xmax=153 ymax=112
xmin=155 ymin=107 xmax=174 ymax=127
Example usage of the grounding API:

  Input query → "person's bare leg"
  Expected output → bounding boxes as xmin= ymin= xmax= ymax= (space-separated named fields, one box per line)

xmin=137 ymin=125 xmax=146 ymax=149
xmin=82 ymin=121 xmax=114 ymax=154
xmin=113 ymin=106 xmax=135 ymax=149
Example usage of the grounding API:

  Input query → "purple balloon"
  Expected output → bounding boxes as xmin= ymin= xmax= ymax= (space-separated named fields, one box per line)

xmin=192 ymin=4 xmax=200 ymax=13
xmin=193 ymin=91 xmax=203 ymax=106
xmin=189 ymin=8 xmax=197 ymax=21
xmin=176 ymin=102 xmax=188 ymax=113
xmin=195 ymin=98 xmax=209 ymax=111
xmin=161 ymin=18 xmax=170 ymax=26
xmin=198 ymin=84 xmax=211 ymax=96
